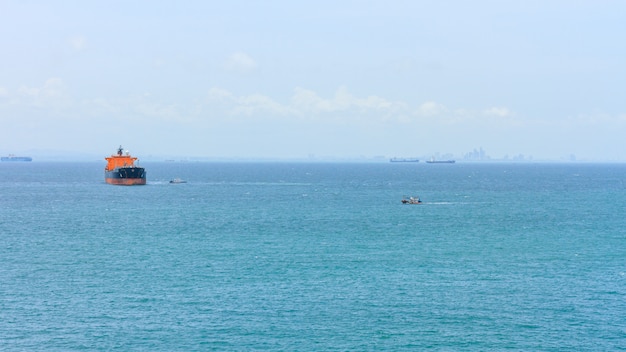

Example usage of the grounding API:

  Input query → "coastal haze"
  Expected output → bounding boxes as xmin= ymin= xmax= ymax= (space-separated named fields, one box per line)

xmin=2 ymin=2 xmax=626 ymax=350
xmin=1 ymin=1 xmax=625 ymax=161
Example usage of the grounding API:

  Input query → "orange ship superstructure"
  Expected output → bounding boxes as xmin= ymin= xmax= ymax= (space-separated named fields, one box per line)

xmin=104 ymin=146 xmax=146 ymax=185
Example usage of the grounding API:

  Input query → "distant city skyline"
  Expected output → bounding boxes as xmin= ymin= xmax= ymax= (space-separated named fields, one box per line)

xmin=1 ymin=1 xmax=625 ymax=161
xmin=2 ymin=146 xmax=604 ymax=163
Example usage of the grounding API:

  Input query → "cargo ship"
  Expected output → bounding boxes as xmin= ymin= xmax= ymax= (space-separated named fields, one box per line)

xmin=426 ymin=157 xmax=455 ymax=164
xmin=389 ymin=157 xmax=419 ymax=163
xmin=1 ymin=155 xmax=32 ymax=162
xmin=104 ymin=146 xmax=146 ymax=185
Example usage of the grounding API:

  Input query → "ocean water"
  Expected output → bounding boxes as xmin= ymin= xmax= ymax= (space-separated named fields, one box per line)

xmin=1 ymin=162 xmax=625 ymax=350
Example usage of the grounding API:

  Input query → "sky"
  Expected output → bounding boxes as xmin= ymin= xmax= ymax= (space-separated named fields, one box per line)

xmin=1 ymin=1 xmax=625 ymax=161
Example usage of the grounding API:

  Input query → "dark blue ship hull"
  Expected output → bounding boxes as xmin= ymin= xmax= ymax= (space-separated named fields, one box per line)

xmin=1 ymin=156 xmax=32 ymax=162
xmin=105 ymin=167 xmax=146 ymax=185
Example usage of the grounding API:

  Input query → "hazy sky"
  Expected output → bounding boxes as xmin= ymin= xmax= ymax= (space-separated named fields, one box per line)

xmin=1 ymin=1 xmax=625 ymax=160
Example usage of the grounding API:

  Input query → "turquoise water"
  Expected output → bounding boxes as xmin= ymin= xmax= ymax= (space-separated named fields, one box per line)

xmin=1 ymin=162 xmax=625 ymax=350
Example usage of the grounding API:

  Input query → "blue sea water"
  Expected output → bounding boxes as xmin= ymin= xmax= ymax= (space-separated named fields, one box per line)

xmin=1 ymin=162 xmax=625 ymax=350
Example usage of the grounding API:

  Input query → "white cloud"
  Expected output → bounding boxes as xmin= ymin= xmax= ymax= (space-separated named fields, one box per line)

xmin=203 ymin=86 xmax=407 ymax=121
xmin=334 ymin=86 xmax=399 ymax=112
xmin=569 ymin=112 xmax=626 ymax=126
xmin=207 ymin=87 xmax=234 ymax=102
xmin=233 ymin=94 xmax=295 ymax=116
xmin=134 ymin=102 xmax=180 ymax=121
xmin=412 ymin=104 xmax=517 ymax=126
xmin=152 ymin=58 xmax=166 ymax=68
xmin=484 ymin=107 xmax=511 ymax=117
xmin=225 ymin=52 xmax=258 ymax=72
xmin=206 ymin=88 xmax=294 ymax=116
xmin=416 ymin=101 xmax=447 ymax=116
xmin=18 ymin=85 xmax=40 ymax=97
xmin=86 ymin=97 xmax=119 ymax=114
xmin=292 ymin=86 xmax=404 ymax=116
xmin=14 ymin=78 xmax=69 ymax=110
xmin=69 ymin=36 xmax=87 ymax=50
xmin=292 ymin=87 xmax=335 ymax=112
xmin=17 ymin=78 xmax=66 ymax=99
xmin=41 ymin=78 xmax=66 ymax=98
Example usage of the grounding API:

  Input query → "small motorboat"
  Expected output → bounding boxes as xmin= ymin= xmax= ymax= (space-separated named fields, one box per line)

xmin=401 ymin=196 xmax=422 ymax=204
xmin=169 ymin=178 xmax=187 ymax=184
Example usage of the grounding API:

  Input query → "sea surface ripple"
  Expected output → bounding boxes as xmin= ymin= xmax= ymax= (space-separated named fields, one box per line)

xmin=1 ymin=162 xmax=625 ymax=350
